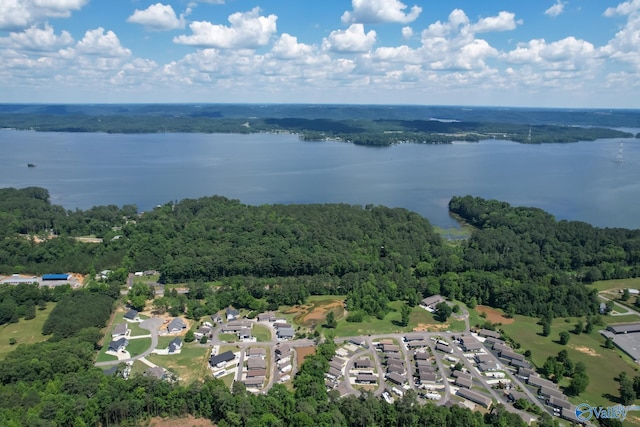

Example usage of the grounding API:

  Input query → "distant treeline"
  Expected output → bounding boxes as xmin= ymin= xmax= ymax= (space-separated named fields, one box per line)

xmin=4 ymin=187 xmax=640 ymax=320
xmin=0 ymin=113 xmax=633 ymax=146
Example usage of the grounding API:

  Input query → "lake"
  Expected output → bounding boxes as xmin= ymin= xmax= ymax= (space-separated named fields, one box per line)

xmin=1 ymin=130 xmax=638 ymax=229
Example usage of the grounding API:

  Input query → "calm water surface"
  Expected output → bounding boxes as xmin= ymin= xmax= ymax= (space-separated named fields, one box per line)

xmin=1 ymin=130 xmax=638 ymax=229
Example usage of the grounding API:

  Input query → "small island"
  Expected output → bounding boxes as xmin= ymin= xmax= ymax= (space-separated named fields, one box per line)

xmin=27 ymin=163 xmax=36 ymax=168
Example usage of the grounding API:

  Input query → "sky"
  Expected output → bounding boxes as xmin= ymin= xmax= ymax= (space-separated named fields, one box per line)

xmin=1 ymin=0 xmax=640 ymax=108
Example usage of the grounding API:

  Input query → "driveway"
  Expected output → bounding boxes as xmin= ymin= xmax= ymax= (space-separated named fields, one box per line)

xmin=95 ymin=317 xmax=164 ymax=367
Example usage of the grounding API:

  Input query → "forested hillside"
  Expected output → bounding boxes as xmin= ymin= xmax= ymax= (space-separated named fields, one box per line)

xmin=4 ymin=187 xmax=640 ymax=319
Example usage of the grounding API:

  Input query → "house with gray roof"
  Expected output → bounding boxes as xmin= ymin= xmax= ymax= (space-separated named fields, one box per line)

xmin=210 ymin=350 xmax=235 ymax=367
xmin=354 ymin=358 xmax=373 ymax=369
xmin=124 ymin=309 xmax=139 ymax=321
xmin=243 ymin=377 xmax=264 ymax=388
xmin=112 ymin=323 xmax=128 ymax=338
xmin=168 ymin=337 xmax=182 ymax=354
xmin=166 ymin=318 xmax=186 ymax=333
xmin=478 ymin=329 xmax=501 ymax=339
xmin=247 ymin=358 xmax=266 ymax=370
xmin=108 ymin=337 xmax=128 ymax=352
xmin=277 ymin=327 xmax=295 ymax=340
xmin=528 ymin=375 xmax=557 ymax=390
xmin=386 ymin=372 xmax=406 ymax=385
xmin=607 ymin=322 xmax=640 ymax=334
xmin=456 ymin=388 xmax=493 ymax=409
xmin=226 ymin=307 xmax=240 ymax=321
xmin=356 ymin=374 xmax=378 ymax=384
xmin=421 ymin=294 xmax=445 ymax=310
xmin=455 ymin=376 xmax=473 ymax=389
xmin=435 ymin=343 xmax=453 ymax=353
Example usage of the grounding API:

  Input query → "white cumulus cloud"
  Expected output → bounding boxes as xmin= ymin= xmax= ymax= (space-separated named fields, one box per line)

xmin=545 ymin=1 xmax=566 ymax=18
xmin=127 ymin=3 xmax=185 ymax=31
xmin=0 ymin=0 xmax=88 ymax=30
xmin=323 ymin=24 xmax=376 ymax=53
xmin=76 ymin=28 xmax=131 ymax=57
xmin=341 ymin=0 xmax=422 ymax=24
xmin=469 ymin=11 xmax=521 ymax=33
xmin=0 ymin=24 xmax=74 ymax=51
xmin=173 ymin=7 xmax=277 ymax=49
xmin=401 ymin=26 xmax=413 ymax=39
xmin=271 ymin=34 xmax=313 ymax=60
xmin=604 ymin=0 xmax=640 ymax=17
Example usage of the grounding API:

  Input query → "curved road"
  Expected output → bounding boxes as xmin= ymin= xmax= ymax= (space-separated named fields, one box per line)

xmin=95 ymin=317 xmax=164 ymax=367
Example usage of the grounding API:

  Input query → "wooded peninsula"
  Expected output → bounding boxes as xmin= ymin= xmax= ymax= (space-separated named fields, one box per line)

xmin=1 ymin=104 xmax=637 ymax=146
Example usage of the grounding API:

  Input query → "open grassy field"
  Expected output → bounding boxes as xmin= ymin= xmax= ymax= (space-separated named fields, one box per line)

xmin=147 ymin=345 xmax=210 ymax=384
xmin=218 ymin=333 xmax=237 ymax=343
xmin=328 ymin=301 xmax=464 ymax=337
xmin=126 ymin=338 xmax=151 ymax=358
xmin=252 ymin=323 xmax=271 ymax=342
xmin=0 ymin=303 xmax=54 ymax=360
xmin=500 ymin=314 xmax=639 ymax=410
xmin=589 ymin=277 xmax=640 ymax=292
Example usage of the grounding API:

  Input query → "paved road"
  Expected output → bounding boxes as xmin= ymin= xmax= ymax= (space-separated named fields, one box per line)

xmin=95 ymin=317 xmax=164 ymax=366
xmin=599 ymin=294 xmax=640 ymax=317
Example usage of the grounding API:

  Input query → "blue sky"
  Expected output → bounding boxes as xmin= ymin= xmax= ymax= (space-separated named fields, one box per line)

xmin=1 ymin=0 xmax=639 ymax=107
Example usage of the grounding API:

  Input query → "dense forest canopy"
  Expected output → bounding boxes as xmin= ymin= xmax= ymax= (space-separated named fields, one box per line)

xmin=2 ymin=187 xmax=640 ymax=319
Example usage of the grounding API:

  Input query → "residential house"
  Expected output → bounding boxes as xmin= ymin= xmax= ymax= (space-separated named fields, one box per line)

xmin=166 ymin=318 xmax=186 ymax=333
xmin=474 ymin=353 xmax=494 ymax=364
xmin=246 ymin=369 xmax=267 ymax=378
xmin=354 ymin=358 xmax=373 ymax=369
xmin=404 ymin=333 xmax=424 ymax=342
xmin=387 ymin=365 xmax=405 ymax=375
xmin=277 ymin=327 xmax=295 ymax=340
xmin=210 ymin=350 xmax=235 ymax=368
xmin=414 ymin=352 xmax=430 ymax=360
xmin=435 ymin=343 xmax=453 ymax=353
xmin=238 ymin=327 xmax=252 ymax=340
xmin=194 ymin=326 xmax=211 ymax=340
xmin=452 ymin=371 xmax=472 ymax=381
xmin=418 ymin=372 xmax=437 ymax=384
xmin=348 ymin=337 xmax=365 ymax=347
xmin=243 ymin=377 xmax=264 ymax=388
xmin=509 ymin=358 xmax=531 ymax=369
xmin=518 ymin=367 xmax=536 ymax=379
xmin=456 ymin=389 xmax=492 ymax=409
xmin=455 ymin=376 xmax=473 ymax=389
xmin=420 ymin=294 xmax=445 ymax=310
xmin=247 ymin=348 xmax=266 ymax=358
xmin=478 ymin=362 xmax=500 ymax=372
xmin=168 ymin=337 xmax=182 ymax=354
xmin=108 ymin=337 xmax=128 ymax=352
xmin=477 ymin=329 xmax=501 ymax=339
xmin=499 ymin=349 xmax=525 ymax=362
xmin=382 ymin=344 xmax=400 ymax=353
xmin=528 ymin=375 xmax=558 ymax=390
xmin=356 ymin=374 xmax=377 ymax=384
xmin=539 ymin=386 xmax=565 ymax=400
xmin=327 ymin=367 xmax=342 ymax=380
xmin=386 ymin=372 xmax=406 ymax=385
xmin=257 ymin=312 xmax=276 ymax=322
xmin=112 ymin=323 xmax=128 ymax=338
xmin=226 ymin=307 xmax=240 ymax=321
xmin=548 ymin=395 xmax=572 ymax=410
xmin=247 ymin=358 xmax=266 ymax=370
xmin=124 ymin=309 xmax=139 ymax=321
xmin=462 ymin=341 xmax=483 ymax=352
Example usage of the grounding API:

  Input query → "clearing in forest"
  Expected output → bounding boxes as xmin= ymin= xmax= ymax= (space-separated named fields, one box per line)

xmin=475 ymin=305 xmax=514 ymax=325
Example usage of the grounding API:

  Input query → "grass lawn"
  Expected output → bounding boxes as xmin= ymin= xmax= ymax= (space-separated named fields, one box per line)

xmin=252 ymin=324 xmax=272 ymax=342
xmin=279 ymin=295 xmax=346 ymax=330
xmin=501 ymin=314 xmax=639 ymax=410
xmin=147 ymin=345 xmax=210 ymax=384
xmin=221 ymin=372 xmax=235 ymax=388
xmin=96 ymin=348 xmax=118 ymax=363
xmin=0 ymin=303 xmax=54 ymax=360
xmin=218 ymin=345 xmax=240 ymax=355
xmin=328 ymin=302 xmax=462 ymax=337
xmin=109 ymin=311 xmax=150 ymax=337
xmin=218 ymin=333 xmax=237 ymax=343
xmin=126 ymin=338 xmax=151 ymax=358
xmin=130 ymin=360 xmax=148 ymax=377
xmin=589 ymin=278 xmax=640 ymax=292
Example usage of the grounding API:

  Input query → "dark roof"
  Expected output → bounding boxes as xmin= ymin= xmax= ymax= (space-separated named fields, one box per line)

xmin=226 ymin=307 xmax=240 ymax=316
xmin=328 ymin=367 xmax=342 ymax=378
xmin=356 ymin=374 xmax=377 ymax=383
xmin=478 ymin=329 xmax=501 ymax=339
xmin=539 ymin=386 xmax=565 ymax=399
xmin=549 ymin=395 xmax=571 ymax=409
xmin=108 ymin=337 xmax=128 ymax=351
xmin=124 ymin=309 xmax=139 ymax=319
xmin=210 ymin=350 xmax=235 ymax=366
xmin=500 ymin=349 xmax=525 ymax=361
xmin=42 ymin=273 xmax=70 ymax=280
xmin=355 ymin=358 xmax=373 ymax=368
xmin=452 ymin=371 xmax=472 ymax=381
xmin=455 ymin=376 xmax=473 ymax=388
xmin=607 ymin=323 xmax=640 ymax=334
xmin=167 ymin=318 xmax=186 ymax=331
xmin=277 ymin=327 xmax=295 ymax=337
xmin=169 ymin=337 xmax=182 ymax=352
xmin=509 ymin=358 xmax=530 ymax=368
xmin=421 ymin=294 xmax=444 ymax=306
xmin=528 ymin=375 xmax=557 ymax=390
xmin=456 ymin=388 xmax=492 ymax=408
xmin=435 ymin=344 xmax=452 ymax=353
xmin=386 ymin=372 xmax=405 ymax=385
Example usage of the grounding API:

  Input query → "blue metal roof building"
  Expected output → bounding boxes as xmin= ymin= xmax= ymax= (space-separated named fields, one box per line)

xmin=42 ymin=274 xmax=71 ymax=281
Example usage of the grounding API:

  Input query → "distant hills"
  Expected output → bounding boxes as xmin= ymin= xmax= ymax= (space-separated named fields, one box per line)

xmin=0 ymin=104 xmax=637 ymax=146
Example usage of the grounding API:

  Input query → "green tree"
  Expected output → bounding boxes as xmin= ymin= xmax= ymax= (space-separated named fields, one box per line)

xmin=542 ymin=321 xmax=551 ymax=337
xmin=400 ymin=304 xmax=411 ymax=327
xmin=434 ymin=302 xmax=452 ymax=322
xmin=573 ymin=321 xmax=583 ymax=335
xmin=566 ymin=372 xmax=589 ymax=396
xmin=605 ymin=336 xmax=615 ymax=349
xmin=559 ymin=331 xmax=570 ymax=345
xmin=619 ymin=376 xmax=636 ymax=405
xmin=622 ymin=289 xmax=630 ymax=301
xmin=325 ymin=311 xmax=337 ymax=329
xmin=184 ymin=330 xmax=195 ymax=343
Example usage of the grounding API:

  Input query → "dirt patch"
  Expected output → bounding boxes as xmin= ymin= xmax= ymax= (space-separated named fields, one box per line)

xmin=571 ymin=345 xmax=600 ymax=357
xmin=295 ymin=346 xmax=316 ymax=370
xmin=284 ymin=298 xmax=345 ymax=327
xmin=476 ymin=305 xmax=514 ymax=325
xmin=413 ymin=323 xmax=449 ymax=332
xmin=304 ymin=301 xmax=344 ymax=323
xmin=146 ymin=415 xmax=216 ymax=427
